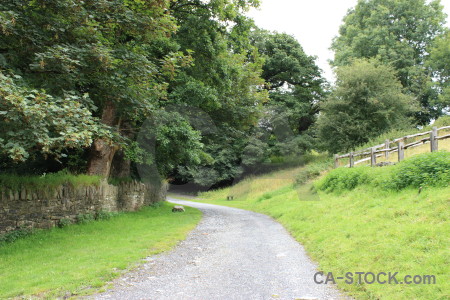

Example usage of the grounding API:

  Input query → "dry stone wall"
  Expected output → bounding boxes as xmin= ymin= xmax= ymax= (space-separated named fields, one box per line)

xmin=0 ymin=180 xmax=168 ymax=234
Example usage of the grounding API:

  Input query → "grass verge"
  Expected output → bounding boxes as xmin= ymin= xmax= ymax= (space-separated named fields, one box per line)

xmin=0 ymin=202 xmax=201 ymax=298
xmin=195 ymin=156 xmax=449 ymax=299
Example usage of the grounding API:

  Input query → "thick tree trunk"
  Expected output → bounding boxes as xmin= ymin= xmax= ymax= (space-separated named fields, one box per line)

xmin=86 ymin=102 xmax=118 ymax=177
xmin=110 ymin=150 xmax=131 ymax=178
xmin=110 ymin=121 xmax=133 ymax=178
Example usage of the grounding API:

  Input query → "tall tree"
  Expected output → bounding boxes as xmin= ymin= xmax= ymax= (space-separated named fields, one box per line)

xmin=331 ymin=0 xmax=447 ymax=124
xmin=317 ymin=59 xmax=416 ymax=153
xmin=165 ymin=0 xmax=268 ymax=187
xmin=428 ymin=30 xmax=450 ymax=110
xmin=0 ymin=0 xmax=189 ymax=176
xmin=250 ymin=30 xmax=325 ymax=156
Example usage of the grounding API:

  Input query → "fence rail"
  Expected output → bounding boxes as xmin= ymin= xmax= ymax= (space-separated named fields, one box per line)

xmin=334 ymin=126 xmax=450 ymax=168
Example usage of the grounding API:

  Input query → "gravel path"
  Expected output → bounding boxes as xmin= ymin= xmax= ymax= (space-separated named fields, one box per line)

xmin=92 ymin=197 xmax=347 ymax=300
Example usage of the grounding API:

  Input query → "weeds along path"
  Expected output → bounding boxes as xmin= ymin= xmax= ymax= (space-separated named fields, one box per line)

xmin=92 ymin=198 xmax=347 ymax=300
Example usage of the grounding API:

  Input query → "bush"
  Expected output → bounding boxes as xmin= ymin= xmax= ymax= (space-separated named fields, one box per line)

xmin=95 ymin=211 xmax=118 ymax=220
xmin=316 ymin=151 xmax=450 ymax=192
xmin=315 ymin=166 xmax=375 ymax=192
xmin=0 ymin=227 xmax=34 ymax=244
xmin=57 ymin=218 xmax=72 ymax=228
xmin=76 ymin=213 xmax=95 ymax=224
xmin=150 ymin=201 xmax=163 ymax=208
xmin=389 ymin=151 xmax=450 ymax=189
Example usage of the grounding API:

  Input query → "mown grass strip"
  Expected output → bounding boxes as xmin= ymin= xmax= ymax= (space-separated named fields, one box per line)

xmin=0 ymin=202 xmax=201 ymax=298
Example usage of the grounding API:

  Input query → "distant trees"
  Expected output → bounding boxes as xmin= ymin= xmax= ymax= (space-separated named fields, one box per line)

xmin=331 ymin=0 xmax=447 ymax=124
xmin=317 ymin=59 xmax=416 ymax=153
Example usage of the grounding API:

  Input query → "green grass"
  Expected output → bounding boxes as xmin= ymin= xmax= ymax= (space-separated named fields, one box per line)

xmin=195 ymin=157 xmax=449 ymax=299
xmin=0 ymin=202 xmax=201 ymax=298
xmin=0 ymin=169 xmax=102 ymax=192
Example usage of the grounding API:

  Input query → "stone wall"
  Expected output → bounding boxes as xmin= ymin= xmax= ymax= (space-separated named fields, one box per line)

xmin=0 ymin=180 xmax=168 ymax=234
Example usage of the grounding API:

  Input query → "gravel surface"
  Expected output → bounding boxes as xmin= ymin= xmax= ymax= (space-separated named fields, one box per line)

xmin=91 ymin=198 xmax=347 ymax=300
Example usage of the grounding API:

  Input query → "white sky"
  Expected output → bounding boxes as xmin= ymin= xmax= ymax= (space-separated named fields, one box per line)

xmin=247 ymin=0 xmax=450 ymax=83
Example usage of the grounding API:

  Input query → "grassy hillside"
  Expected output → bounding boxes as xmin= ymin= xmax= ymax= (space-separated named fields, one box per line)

xmin=336 ymin=121 xmax=450 ymax=168
xmin=195 ymin=152 xmax=449 ymax=299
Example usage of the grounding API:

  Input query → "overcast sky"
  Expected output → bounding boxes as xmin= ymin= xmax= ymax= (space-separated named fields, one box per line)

xmin=247 ymin=0 xmax=450 ymax=83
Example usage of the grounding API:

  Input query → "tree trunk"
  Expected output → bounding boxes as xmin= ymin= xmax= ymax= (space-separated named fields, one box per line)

xmin=110 ymin=150 xmax=131 ymax=178
xmin=86 ymin=102 xmax=118 ymax=177
xmin=110 ymin=121 xmax=134 ymax=178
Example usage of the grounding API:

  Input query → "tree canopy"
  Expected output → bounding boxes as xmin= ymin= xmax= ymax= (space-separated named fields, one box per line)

xmin=318 ymin=59 xmax=416 ymax=153
xmin=331 ymin=0 xmax=447 ymax=124
xmin=250 ymin=30 xmax=325 ymax=158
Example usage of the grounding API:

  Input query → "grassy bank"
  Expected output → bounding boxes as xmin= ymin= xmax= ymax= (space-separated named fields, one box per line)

xmin=0 ymin=170 xmax=102 ymax=192
xmin=195 ymin=153 xmax=449 ymax=299
xmin=0 ymin=202 xmax=201 ymax=298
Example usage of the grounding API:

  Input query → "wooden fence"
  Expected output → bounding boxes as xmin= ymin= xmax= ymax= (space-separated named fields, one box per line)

xmin=334 ymin=126 xmax=450 ymax=168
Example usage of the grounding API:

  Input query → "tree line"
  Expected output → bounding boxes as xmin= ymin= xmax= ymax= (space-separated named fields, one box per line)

xmin=0 ymin=0 xmax=449 ymax=188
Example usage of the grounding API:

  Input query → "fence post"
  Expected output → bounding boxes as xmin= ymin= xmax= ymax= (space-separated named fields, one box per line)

xmin=385 ymin=139 xmax=390 ymax=159
xmin=370 ymin=147 xmax=376 ymax=166
xmin=398 ymin=139 xmax=405 ymax=162
xmin=334 ymin=154 xmax=339 ymax=168
xmin=349 ymin=152 xmax=354 ymax=168
xmin=431 ymin=127 xmax=438 ymax=152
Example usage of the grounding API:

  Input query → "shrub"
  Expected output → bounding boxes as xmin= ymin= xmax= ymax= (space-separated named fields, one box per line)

xmin=95 ymin=211 xmax=118 ymax=220
xmin=57 ymin=218 xmax=72 ymax=228
xmin=150 ymin=201 xmax=163 ymax=208
xmin=76 ymin=213 xmax=95 ymax=224
xmin=0 ymin=227 xmax=34 ymax=244
xmin=316 ymin=151 xmax=450 ymax=192
xmin=389 ymin=151 xmax=450 ymax=189
xmin=315 ymin=166 xmax=375 ymax=192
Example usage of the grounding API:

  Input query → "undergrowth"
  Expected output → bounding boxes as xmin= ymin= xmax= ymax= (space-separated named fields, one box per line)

xmin=0 ymin=169 xmax=102 ymax=192
xmin=316 ymin=151 xmax=450 ymax=192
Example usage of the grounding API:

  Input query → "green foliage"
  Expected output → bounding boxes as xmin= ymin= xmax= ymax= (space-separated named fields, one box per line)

xmin=428 ymin=31 xmax=450 ymax=110
xmin=433 ymin=115 xmax=450 ymax=127
xmin=0 ymin=0 xmax=269 ymax=186
xmin=316 ymin=151 xmax=450 ymax=192
xmin=350 ymin=114 xmax=449 ymax=152
xmin=0 ymin=73 xmax=110 ymax=162
xmin=107 ymin=177 xmax=134 ymax=186
xmin=0 ymin=170 xmax=101 ymax=193
xmin=251 ymin=30 xmax=325 ymax=157
xmin=57 ymin=218 xmax=72 ymax=229
xmin=95 ymin=211 xmax=119 ymax=221
xmin=76 ymin=213 xmax=95 ymax=225
xmin=0 ymin=0 xmax=182 ymax=174
xmin=149 ymin=201 xmax=164 ymax=208
xmin=315 ymin=166 xmax=379 ymax=192
xmin=317 ymin=59 xmax=416 ymax=153
xmin=0 ymin=227 xmax=34 ymax=245
xmin=389 ymin=151 xmax=450 ymax=189
xmin=166 ymin=3 xmax=268 ymax=186
xmin=331 ymin=0 xmax=447 ymax=123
